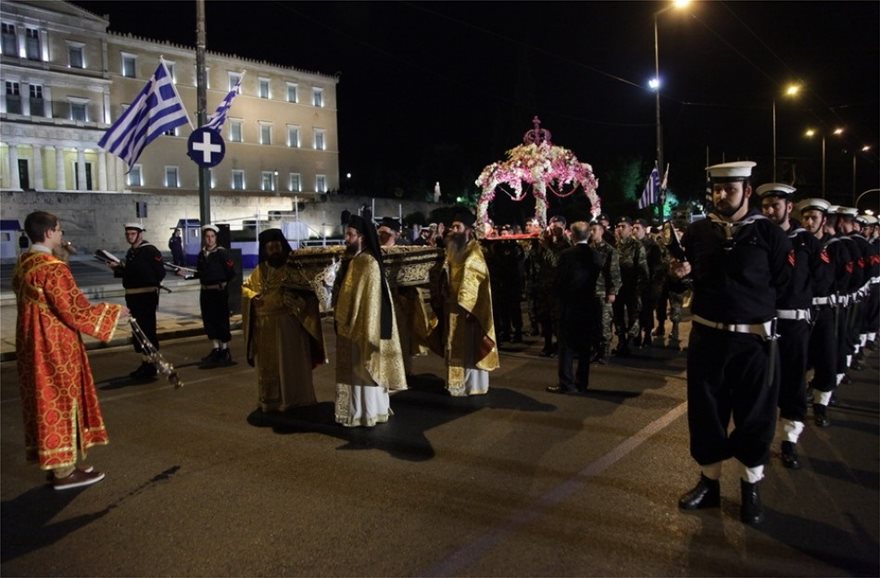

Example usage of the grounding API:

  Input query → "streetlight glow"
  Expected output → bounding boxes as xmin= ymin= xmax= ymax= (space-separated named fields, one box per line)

xmin=785 ymin=84 xmax=801 ymax=96
xmin=673 ymin=0 xmax=691 ymax=9
xmin=833 ymin=127 xmax=844 ymax=135
xmin=862 ymin=146 xmax=871 ymax=152
xmin=649 ymin=78 xmax=660 ymax=90
xmin=805 ymin=129 xmax=816 ymax=137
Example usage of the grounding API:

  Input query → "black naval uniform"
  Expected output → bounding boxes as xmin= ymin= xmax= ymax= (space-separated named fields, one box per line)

xmin=115 ymin=239 xmax=165 ymax=352
xmin=774 ymin=221 xmax=821 ymax=452
xmin=835 ymin=234 xmax=861 ymax=378
xmin=682 ymin=210 xmax=792 ymax=470
xmin=805 ymin=234 xmax=837 ymax=426
xmin=195 ymin=245 xmax=237 ymax=344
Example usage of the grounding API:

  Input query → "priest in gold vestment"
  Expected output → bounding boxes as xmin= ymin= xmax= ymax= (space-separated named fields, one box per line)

xmin=334 ymin=215 xmax=406 ymax=427
xmin=442 ymin=210 xmax=499 ymax=396
xmin=243 ymin=229 xmax=326 ymax=412
xmin=14 ymin=211 xmax=124 ymax=490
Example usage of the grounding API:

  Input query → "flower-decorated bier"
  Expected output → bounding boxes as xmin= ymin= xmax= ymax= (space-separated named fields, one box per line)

xmin=285 ymin=245 xmax=444 ymax=312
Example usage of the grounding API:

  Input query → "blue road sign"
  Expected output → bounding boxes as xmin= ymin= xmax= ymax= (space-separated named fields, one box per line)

xmin=187 ymin=127 xmax=225 ymax=168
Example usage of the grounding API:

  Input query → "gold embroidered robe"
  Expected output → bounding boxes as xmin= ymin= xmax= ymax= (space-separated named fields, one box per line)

xmin=242 ymin=264 xmax=326 ymax=410
xmin=13 ymin=251 xmax=123 ymax=469
xmin=334 ymin=252 xmax=406 ymax=391
xmin=445 ymin=240 xmax=499 ymax=394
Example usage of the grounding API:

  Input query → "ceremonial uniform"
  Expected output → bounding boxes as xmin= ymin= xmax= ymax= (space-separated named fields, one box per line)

xmin=115 ymin=223 xmax=165 ymax=378
xmin=636 ymin=220 xmax=664 ymax=346
xmin=590 ymin=236 xmax=620 ymax=361
xmin=612 ymin=218 xmax=648 ymax=355
xmin=193 ymin=225 xmax=237 ymax=366
xmin=678 ymin=162 xmax=793 ymax=526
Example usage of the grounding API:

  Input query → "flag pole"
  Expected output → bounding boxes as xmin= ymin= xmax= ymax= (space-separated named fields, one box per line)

xmin=196 ymin=0 xmax=210 ymax=226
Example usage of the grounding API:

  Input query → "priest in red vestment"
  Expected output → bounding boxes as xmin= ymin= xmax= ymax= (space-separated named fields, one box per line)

xmin=13 ymin=211 xmax=125 ymax=491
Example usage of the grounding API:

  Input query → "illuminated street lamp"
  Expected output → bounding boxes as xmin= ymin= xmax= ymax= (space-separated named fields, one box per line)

xmin=804 ymin=127 xmax=844 ymax=198
xmin=772 ymin=83 xmax=801 ymax=180
xmin=651 ymin=0 xmax=691 ymax=191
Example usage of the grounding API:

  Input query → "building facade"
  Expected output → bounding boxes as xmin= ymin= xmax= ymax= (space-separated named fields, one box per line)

xmin=0 ymin=0 xmax=339 ymax=201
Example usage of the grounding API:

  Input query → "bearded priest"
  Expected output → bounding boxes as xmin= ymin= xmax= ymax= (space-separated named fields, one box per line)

xmin=333 ymin=215 xmax=407 ymax=427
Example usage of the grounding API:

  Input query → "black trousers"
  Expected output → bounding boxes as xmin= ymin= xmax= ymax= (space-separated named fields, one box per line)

xmin=807 ymin=306 xmax=836 ymax=392
xmin=557 ymin=336 xmax=590 ymax=392
xmin=686 ymin=324 xmax=779 ymax=467
xmin=200 ymin=288 xmax=231 ymax=342
xmin=776 ymin=318 xmax=809 ymax=421
xmin=126 ymin=291 xmax=159 ymax=352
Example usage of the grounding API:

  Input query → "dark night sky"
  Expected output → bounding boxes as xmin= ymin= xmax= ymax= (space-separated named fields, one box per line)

xmin=71 ymin=1 xmax=879 ymax=211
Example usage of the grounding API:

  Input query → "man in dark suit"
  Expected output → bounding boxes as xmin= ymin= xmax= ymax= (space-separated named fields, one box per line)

xmin=546 ymin=221 xmax=602 ymax=394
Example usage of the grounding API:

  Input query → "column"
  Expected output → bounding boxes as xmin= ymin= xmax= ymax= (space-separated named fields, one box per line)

xmin=98 ymin=150 xmax=107 ymax=191
xmin=9 ymin=145 xmax=20 ymax=190
xmin=20 ymin=82 xmax=30 ymax=116
xmin=32 ymin=144 xmax=43 ymax=190
xmin=76 ymin=148 xmax=86 ymax=191
xmin=43 ymin=86 xmax=53 ymax=119
xmin=55 ymin=146 xmax=66 ymax=190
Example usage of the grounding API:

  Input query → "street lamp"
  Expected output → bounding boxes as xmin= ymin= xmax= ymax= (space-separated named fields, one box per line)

xmin=651 ymin=0 xmax=691 ymax=190
xmin=805 ymin=127 xmax=844 ymax=198
xmin=772 ymin=83 xmax=801 ymax=180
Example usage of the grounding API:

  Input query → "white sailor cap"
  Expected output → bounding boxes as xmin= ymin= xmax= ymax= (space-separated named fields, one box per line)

xmin=861 ymin=215 xmax=878 ymax=225
xmin=202 ymin=224 xmax=220 ymax=233
xmin=706 ymin=161 xmax=756 ymax=181
xmin=124 ymin=222 xmax=145 ymax=231
xmin=855 ymin=214 xmax=873 ymax=225
xmin=836 ymin=206 xmax=859 ymax=218
xmin=755 ymin=183 xmax=796 ymax=199
xmin=795 ymin=198 xmax=831 ymax=214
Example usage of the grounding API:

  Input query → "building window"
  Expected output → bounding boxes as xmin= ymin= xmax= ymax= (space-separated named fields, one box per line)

xmin=312 ymin=87 xmax=324 ymax=108
xmin=259 ymin=78 xmax=270 ymax=99
xmin=29 ymin=84 xmax=44 ymax=117
xmin=286 ymin=83 xmax=298 ymax=103
xmin=289 ymin=173 xmax=301 ymax=192
xmin=1 ymin=23 xmax=16 ymax=56
xmin=229 ymin=120 xmax=243 ymax=143
xmin=164 ymin=166 xmax=179 ymax=188
xmin=316 ymin=175 xmax=327 ymax=193
xmin=228 ymin=72 xmax=242 ymax=92
xmin=25 ymin=28 xmax=40 ymax=60
xmin=5 ymin=81 xmax=21 ymax=114
xmin=68 ymin=43 xmax=84 ymax=68
xmin=164 ymin=127 xmax=178 ymax=137
xmin=128 ymin=165 xmax=143 ymax=187
xmin=261 ymin=171 xmax=276 ymax=192
xmin=231 ymin=169 xmax=245 ymax=190
xmin=287 ymin=125 xmax=300 ymax=148
xmin=260 ymin=123 xmax=272 ymax=145
xmin=165 ymin=61 xmax=176 ymax=83
xmin=70 ymin=101 xmax=87 ymax=122
xmin=122 ymin=53 xmax=137 ymax=78
xmin=314 ymin=128 xmax=325 ymax=151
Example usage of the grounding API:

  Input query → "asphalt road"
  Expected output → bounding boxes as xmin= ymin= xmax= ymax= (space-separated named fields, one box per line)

xmin=1 ymin=325 xmax=878 ymax=577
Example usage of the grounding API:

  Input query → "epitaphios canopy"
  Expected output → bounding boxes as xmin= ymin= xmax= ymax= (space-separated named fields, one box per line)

xmin=475 ymin=117 xmax=600 ymax=227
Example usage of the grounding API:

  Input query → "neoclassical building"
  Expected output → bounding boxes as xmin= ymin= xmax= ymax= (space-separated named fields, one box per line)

xmin=0 ymin=0 xmax=339 ymax=199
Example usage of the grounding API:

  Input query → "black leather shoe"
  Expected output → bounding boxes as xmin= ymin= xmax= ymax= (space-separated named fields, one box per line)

xmin=129 ymin=362 xmax=157 ymax=379
xmin=780 ymin=441 xmax=801 ymax=469
xmin=678 ymin=474 xmax=720 ymax=510
xmin=740 ymin=479 xmax=764 ymax=525
xmin=545 ymin=385 xmax=577 ymax=395
xmin=813 ymin=403 xmax=831 ymax=427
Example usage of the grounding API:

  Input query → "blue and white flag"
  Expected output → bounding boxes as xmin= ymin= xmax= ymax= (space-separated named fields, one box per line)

xmin=638 ymin=165 xmax=661 ymax=209
xmin=203 ymin=73 xmax=244 ymax=132
xmin=99 ymin=60 xmax=192 ymax=169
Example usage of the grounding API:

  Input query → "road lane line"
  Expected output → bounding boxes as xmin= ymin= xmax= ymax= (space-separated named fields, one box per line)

xmin=420 ymin=401 xmax=688 ymax=578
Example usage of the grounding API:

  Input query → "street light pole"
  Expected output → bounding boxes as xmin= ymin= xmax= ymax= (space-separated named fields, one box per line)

xmin=654 ymin=14 xmax=663 ymax=182
xmin=772 ymin=99 xmax=777 ymax=181
xmin=821 ymin=134 xmax=826 ymax=198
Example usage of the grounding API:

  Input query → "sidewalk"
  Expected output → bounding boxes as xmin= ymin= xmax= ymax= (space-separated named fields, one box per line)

xmin=0 ymin=263 xmax=243 ymax=362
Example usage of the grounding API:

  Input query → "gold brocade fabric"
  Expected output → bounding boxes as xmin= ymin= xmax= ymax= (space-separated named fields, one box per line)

xmin=445 ymin=240 xmax=499 ymax=393
xmin=242 ymin=265 xmax=326 ymax=408
xmin=334 ymin=252 xmax=406 ymax=391
xmin=394 ymin=286 xmax=434 ymax=357
xmin=12 ymin=251 xmax=123 ymax=469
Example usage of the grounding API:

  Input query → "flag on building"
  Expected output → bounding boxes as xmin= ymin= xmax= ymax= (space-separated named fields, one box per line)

xmin=98 ymin=60 xmax=192 ymax=169
xmin=203 ymin=72 xmax=244 ymax=132
xmin=638 ymin=165 xmax=661 ymax=209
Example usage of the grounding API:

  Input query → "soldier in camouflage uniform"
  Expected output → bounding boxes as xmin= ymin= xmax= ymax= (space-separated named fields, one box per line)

xmin=662 ymin=222 xmax=691 ymax=348
xmin=589 ymin=220 xmax=620 ymax=363
xmin=612 ymin=217 xmax=649 ymax=356
xmin=522 ymin=237 xmax=542 ymax=336
xmin=633 ymin=218 xmax=664 ymax=347
xmin=535 ymin=216 xmax=571 ymax=356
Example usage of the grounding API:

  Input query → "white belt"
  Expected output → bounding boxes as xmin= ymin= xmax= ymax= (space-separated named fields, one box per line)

xmin=812 ymin=296 xmax=833 ymax=306
xmin=692 ymin=314 xmax=776 ymax=340
xmin=776 ymin=308 xmax=811 ymax=322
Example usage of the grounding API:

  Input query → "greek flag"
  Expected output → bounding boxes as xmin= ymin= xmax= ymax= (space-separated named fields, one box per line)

xmin=98 ymin=60 xmax=191 ymax=169
xmin=203 ymin=73 xmax=243 ymax=131
xmin=638 ymin=165 xmax=661 ymax=209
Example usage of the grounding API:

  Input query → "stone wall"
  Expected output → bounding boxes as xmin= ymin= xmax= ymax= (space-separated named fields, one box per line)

xmin=1 ymin=190 xmax=441 ymax=255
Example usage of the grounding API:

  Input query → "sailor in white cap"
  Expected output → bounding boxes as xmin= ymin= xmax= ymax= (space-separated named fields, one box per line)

xmin=842 ymin=209 xmax=879 ymax=365
xmin=176 ymin=225 xmax=237 ymax=367
xmin=109 ymin=221 xmax=166 ymax=379
xmin=674 ymin=161 xmax=794 ymax=526
xmin=757 ymin=183 xmax=823 ymax=469
xmin=832 ymin=206 xmax=869 ymax=375
xmin=795 ymin=198 xmax=840 ymax=427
